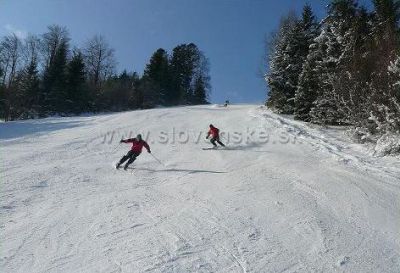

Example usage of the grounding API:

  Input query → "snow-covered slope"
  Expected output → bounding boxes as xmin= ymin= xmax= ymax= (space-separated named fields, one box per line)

xmin=1 ymin=105 xmax=399 ymax=273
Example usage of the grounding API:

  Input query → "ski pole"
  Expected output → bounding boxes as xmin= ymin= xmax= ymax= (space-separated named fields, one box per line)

xmin=150 ymin=153 xmax=164 ymax=166
xmin=111 ymin=145 xmax=118 ymax=153
xmin=111 ymin=141 xmax=121 ymax=153
xmin=220 ymin=134 xmax=229 ymax=145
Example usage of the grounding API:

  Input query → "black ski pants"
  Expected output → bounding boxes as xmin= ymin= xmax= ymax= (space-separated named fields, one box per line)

xmin=119 ymin=150 xmax=140 ymax=168
xmin=210 ymin=137 xmax=225 ymax=147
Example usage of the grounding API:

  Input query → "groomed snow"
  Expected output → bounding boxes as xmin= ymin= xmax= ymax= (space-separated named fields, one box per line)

xmin=1 ymin=105 xmax=399 ymax=272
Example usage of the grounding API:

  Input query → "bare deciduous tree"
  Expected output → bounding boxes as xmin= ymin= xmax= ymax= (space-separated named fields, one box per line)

xmin=0 ymin=34 xmax=23 ymax=87
xmin=83 ymin=35 xmax=116 ymax=89
xmin=23 ymin=34 xmax=41 ymax=66
xmin=41 ymin=25 xmax=70 ymax=69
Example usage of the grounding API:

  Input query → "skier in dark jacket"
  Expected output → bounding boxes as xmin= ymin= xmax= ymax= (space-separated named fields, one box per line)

xmin=116 ymin=134 xmax=151 ymax=170
xmin=206 ymin=124 xmax=225 ymax=148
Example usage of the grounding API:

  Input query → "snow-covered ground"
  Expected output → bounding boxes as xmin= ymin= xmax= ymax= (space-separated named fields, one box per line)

xmin=1 ymin=105 xmax=399 ymax=273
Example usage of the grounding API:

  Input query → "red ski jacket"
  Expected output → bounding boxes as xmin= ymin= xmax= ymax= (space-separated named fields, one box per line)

xmin=207 ymin=127 xmax=220 ymax=139
xmin=122 ymin=138 xmax=151 ymax=154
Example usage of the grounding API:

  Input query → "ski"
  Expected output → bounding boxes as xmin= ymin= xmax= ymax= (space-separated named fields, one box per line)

xmin=202 ymin=147 xmax=221 ymax=150
xmin=115 ymin=167 xmax=133 ymax=171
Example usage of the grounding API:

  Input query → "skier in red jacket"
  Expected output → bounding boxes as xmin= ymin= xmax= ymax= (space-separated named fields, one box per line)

xmin=206 ymin=124 xmax=225 ymax=148
xmin=116 ymin=134 xmax=151 ymax=170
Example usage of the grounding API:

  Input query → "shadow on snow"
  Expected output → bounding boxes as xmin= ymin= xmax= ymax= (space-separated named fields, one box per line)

xmin=0 ymin=119 xmax=85 ymax=140
xmin=129 ymin=167 xmax=226 ymax=174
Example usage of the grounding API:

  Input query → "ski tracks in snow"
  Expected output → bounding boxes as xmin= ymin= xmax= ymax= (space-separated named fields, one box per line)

xmin=1 ymin=105 xmax=399 ymax=272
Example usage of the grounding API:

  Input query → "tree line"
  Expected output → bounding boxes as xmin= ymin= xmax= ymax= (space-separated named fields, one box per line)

xmin=266 ymin=0 xmax=400 ymax=146
xmin=0 ymin=25 xmax=210 ymax=121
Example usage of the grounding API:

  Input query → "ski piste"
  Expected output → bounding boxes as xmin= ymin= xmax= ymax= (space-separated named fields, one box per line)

xmin=2 ymin=105 xmax=399 ymax=273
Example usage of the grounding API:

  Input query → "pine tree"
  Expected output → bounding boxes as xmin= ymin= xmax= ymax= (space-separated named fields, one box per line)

xmin=139 ymin=78 xmax=159 ymax=109
xmin=308 ymin=27 xmax=346 ymax=125
xmin=169 ymin=43 xmax=206 ymax=105
xmin=39 ymin=25 xmax=69 ymax=115
xmin=308 ymin=0 xmax=358 ymax=125
xmin=368 ymin=0 xmax=400 ymax=135
xmin=18 ymin=58 xmax=40 ymax=118
xmin=0 ymin=55 xmax=11 ymax=120
xmin=143 ymin=48 xmax=169 ymax=105
xmin=372 ymin=0 xmax=400 ymax=43
xmin=0 ymin=83 xmax=5 ymax=120
xmin=194 ymin=52 xmax=211 ymax=105
xmin=294 ymin=43 xmax=322 ymax=121
xmin=267 ymin=6 xmax=319 ymax=114
xmin=127 ymin=72 xmax=143 ymax=109
xmin=192 ymin=76 xmax=207 ymax=104
xmin=117 ymin=71 xmax=136 ymax=110
xmin=66 ymin=50 xmax=88 ymax=114
xmin=293 ymin=4 xmax=320 ymax=120
xmin=386 ymin=57 xmax=400 ymax=132
xmin=332 ymin=7 xmax=373 ymax=126
xmin=266 ymin=12 xmax=298 ymax=113
xmin=0 ymin=65 xmax=3 ymax=86
xmin=42 ymin=40 xmax=69 ymax=114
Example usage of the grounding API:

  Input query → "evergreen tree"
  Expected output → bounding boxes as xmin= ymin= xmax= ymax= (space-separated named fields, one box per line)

xmin=0 ymin=83 xmax=5 ymax=120
xmin=309 ymin=0 xmax=358 ymax=125
xmin=0 ymin=26 xmax=212 ymax=119
xmin=143 ymin=48 xmax=169 ymax=105
xmin=192 ymin=53 xmax=210 ymax=104
xmin=139 ymin=77 xmax=159 ymax=108
xmin=100 ymin=71 xmax=145 ymax=111
xmin=169 ymin=43 xmax=209 ymax=105
xmin=332 ymin=7 xmax=373 ymax=126
xmin=264 ymin=0 xmax=400 ymax=153
xmin=266 ymin=12 xmax=298 ymax=113
xmin=368 ymin=0 xmax=400 ymax=134
xmin=42 ymin=40 xmax=69 ymax=114
xmin=385 ymin=57 xmax=400 ymax=132
xmin=308 ymin=27 xmax=346 ymax=125
xmin=127 ymin=72 xmax=143 ymax=109
xmin=0 ymin=64 xmax=2 ymax=80
xmin=18 ymin=58 xmax=40 ymax=118
xmin=0 ymin=65 xmax=5 ymax=119
xmin=116 ymin=71 xmax=135 ymax=110
xmin=192 ymin=76 xmax=207 ymax=104
xmin=294 ymin=42 xmax=322 ymax=121
xmin=169 ymin=44 xmax=192 ymax=104
xmin=372 ymin=0 xmax=400 ymax=43
xmin=293 ymin=4 xmax=320 ymax=120
xmin=267 ymin=7 xmax=319 ymax=114
xmin=66 ymin=50 xmax=88 ymax=114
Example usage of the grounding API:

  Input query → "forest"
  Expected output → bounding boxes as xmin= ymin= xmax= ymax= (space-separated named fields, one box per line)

xmin=0 ymin=25 xmax=210 ymax=121
xmin=266 ymin=0 xmax=400 ymax=153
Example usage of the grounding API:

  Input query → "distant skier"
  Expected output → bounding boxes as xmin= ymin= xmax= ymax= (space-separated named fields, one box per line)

xmin=224 ymin=100 xmax=230 ymax=107
xmin=206 ymin=124 xmax=225 ymax=148
xmin=116 ymin=134 xmax=151 ymax=170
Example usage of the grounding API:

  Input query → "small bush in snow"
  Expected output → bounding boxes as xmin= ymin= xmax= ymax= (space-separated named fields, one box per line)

xmin=374 ymin=133 xmax=400 ymax=156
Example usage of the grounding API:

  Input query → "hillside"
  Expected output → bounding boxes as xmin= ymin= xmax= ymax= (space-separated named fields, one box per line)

xmin=1 ymin=105 xmax=399 ymax=272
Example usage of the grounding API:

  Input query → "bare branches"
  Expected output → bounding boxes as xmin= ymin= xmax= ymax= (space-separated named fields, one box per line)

xmin=41 ymin=25 xmax=70 ymax=69
xmin=0 ymin=34 xmax=23 ymax=87
xmin=83 ymin=35 xmax=116 ymax=89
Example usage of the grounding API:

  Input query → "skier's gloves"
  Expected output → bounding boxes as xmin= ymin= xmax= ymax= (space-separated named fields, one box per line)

xmin=120 ymin=140 xmax=124 ymax=143
xmin=148 ymin=150 xmax=151 ymax=153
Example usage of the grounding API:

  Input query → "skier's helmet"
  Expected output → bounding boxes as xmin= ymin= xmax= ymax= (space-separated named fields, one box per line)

xmin=136 ymin=134 xmax=142 ymax=141
xmin=209 ymin=124 xmax=214 ymax=128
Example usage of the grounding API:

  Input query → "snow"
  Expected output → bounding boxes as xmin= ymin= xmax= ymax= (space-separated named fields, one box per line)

xmin=1 ymin=105 xmax=399 ymax=272
xmin=374 ymin=133 xmax=400 ymax=157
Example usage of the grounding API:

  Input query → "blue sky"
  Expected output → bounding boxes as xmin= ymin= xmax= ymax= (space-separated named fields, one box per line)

xmin=0 ymin=0 xmax=372 ymax=103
